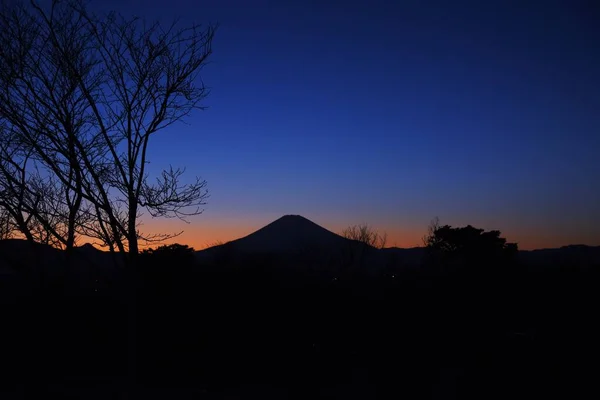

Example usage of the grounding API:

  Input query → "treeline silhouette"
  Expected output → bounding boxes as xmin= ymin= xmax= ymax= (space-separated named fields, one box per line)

xmin=1 ymin=226 xmax=599 ymax=399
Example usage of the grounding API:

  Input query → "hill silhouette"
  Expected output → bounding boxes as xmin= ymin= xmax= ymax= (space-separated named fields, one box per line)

xmin=2 ymin=217 xmax=599 ymax=272
xmin=518 ymin=245 xmax=600 ymax=267
xmin=2 ymin=220 xmax=599 ymax=399
xmin=215 ymin=214 xmax=350 ymax=253
xmin=195 ymin=214 xmax=398 ymax=273
xmin=197 ymin=215 xmax=600 ymax=270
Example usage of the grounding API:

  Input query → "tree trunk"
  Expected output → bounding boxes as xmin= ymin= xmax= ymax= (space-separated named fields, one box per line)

xmin=125 ymin=201 xmax=139 ymax=397
xmin=125 ymin=257 xmax=138 ymax=398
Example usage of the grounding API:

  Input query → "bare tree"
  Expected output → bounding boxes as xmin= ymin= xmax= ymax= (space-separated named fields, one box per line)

xmin=0 ymin=126 xmax=38 ymax=244
xmin=341 ymin=223 xmax=388 ymax=249
xmin=0 ymin=0 xmax=214 ymax=263
xmin=0 ymin=107 xmax=89 ymax=256
xmin=0 ymin=207 xmax=13 ymax=240
xmin=0 ymin=1 xmax=216 ymax=394
xmin=422 ymin=217 xmax=441 ymax=247
xmin=338 ymin=223 xmax=387 ymax=270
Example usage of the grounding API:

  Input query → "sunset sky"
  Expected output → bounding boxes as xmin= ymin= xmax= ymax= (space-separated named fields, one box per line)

xmin=93 ymin=0 xmax=599 ymax=250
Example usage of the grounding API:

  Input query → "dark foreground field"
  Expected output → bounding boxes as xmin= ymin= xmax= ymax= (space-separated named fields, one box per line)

xmin=1 ymin=256 xmax=599 ymax=399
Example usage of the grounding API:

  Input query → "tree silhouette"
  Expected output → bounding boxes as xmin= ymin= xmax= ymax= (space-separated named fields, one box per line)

xmin=339 ymin=223 xmax=387 ymax=270
xmin=423 ymin=220 xmax=518 ymax=269
xmin=341 ymin=224 xmax=387 ymax=249
xmin=140 ymin=243 xmax=196 ymax=265
xmin=0 ymin=207 xmax=12 ymax=240
xmin=0 ymin=0 xmax=215 ymax=263
xmin=139 ymin=244 xmax=197 ymax=294
xmin=0 ymin=1 xmax=215 ymax=394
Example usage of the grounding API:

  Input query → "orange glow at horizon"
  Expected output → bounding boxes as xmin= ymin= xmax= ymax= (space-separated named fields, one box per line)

xmin=125 ymin=215 xmax=599 ymax=252
xmin=132 ymin=214 xmax=427 ymax=251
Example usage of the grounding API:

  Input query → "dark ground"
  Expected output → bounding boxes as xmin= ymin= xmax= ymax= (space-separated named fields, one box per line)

xmin=1 ymin=255 xmax=599 ymax=399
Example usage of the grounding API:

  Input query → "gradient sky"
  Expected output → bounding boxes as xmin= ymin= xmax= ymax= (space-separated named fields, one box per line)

xmin=91 ymin=0 xmax=599 ymax=250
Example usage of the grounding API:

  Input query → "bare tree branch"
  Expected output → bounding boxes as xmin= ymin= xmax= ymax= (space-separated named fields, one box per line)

xmin=341 ymin=223 xmax=388 ymax=249
xmin=0 ymin=0 xmax=215 ymax=260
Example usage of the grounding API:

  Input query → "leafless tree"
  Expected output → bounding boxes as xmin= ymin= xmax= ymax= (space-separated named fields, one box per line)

xmin=0 ymin=0 xmax=214 ymax=263
xmin=0 ymin=126 xmax=38 ymax=243
xmin=0 ymin=108 xmax=89 ymax=256
xmin=0 ymin=207 xmax=13 ymax=240
xmin=0 ymin=1 xmax=216 ymax=394
xmin=422 ymin=217 xmax=441 ymax=247
xmin=338 ymin=223 xmax=387 ymax=271
xmin=341 ymin=223 xmax=388 ymax=249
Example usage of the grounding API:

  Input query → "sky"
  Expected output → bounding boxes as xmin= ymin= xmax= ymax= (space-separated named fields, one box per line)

xmin=89 ymin=0 xmax=599 ymax=250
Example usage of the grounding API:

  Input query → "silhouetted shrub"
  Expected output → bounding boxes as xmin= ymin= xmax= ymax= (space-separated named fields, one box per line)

xmin=140 ymin=243 xmax=196 ymax=265
xmin=138 ymin=243 xmax=197 ymax=295
xmin=424 ymin=223 xmax=518 ymax=272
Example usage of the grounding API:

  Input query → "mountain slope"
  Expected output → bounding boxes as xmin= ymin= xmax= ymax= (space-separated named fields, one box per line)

xmin=518 ymin=245 xmax=600 ymax=267
xmin=218 ymin=214 xmax=349 ymax=254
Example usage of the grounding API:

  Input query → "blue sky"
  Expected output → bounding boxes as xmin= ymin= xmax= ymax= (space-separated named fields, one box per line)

xmin=91 ymin=0 xmax=599 ymax=249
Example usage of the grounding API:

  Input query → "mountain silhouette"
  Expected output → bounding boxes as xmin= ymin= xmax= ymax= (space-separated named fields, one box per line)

xmin=0 ymin=239 xmax=119 ymax=290
xmin=518 ymin=245 xmax=600 ymax=267
xmin=210 ymin=214 xmax=350 ymax=254
xmin=196 ymin=215 xmax=424 ymax=271
xmin=197 ymin=216 xmax=600 ymax=270
xmin=77 ymin=243 xmax=102 ymax=252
